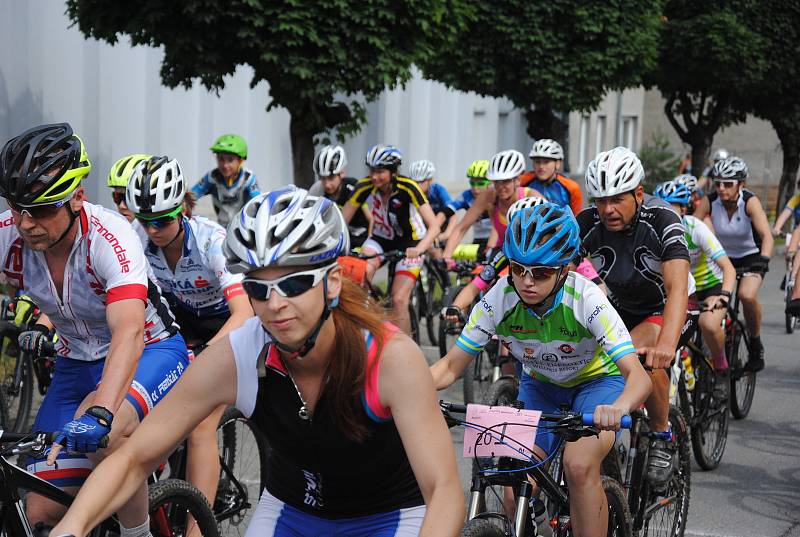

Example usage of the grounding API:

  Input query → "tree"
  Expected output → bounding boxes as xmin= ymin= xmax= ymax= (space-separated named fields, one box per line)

xmin=638 ymin=130 xmax=681 ymax=192
xmin=646 ymin=0 xmax=767 ymax=174
xmin=420 ymin=0 xmax=664 ymax=144
xmin=66 ymin=0 xmax=472 ymax=187
xmin=740 ymin=1 xmax=800 ymax=215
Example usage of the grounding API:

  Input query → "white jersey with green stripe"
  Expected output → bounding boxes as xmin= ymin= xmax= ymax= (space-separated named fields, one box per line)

xmin=456 ymin=271 xmax=634 ymax=387
xmin=683 ymin=215 xmax=725 ymax=291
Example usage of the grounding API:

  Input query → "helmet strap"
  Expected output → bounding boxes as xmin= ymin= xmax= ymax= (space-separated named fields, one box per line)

xmin=162 ymin=216 xmax=185 ymax=251
xmin=264 ymin=274 xmax=336 ymax=360
xmin=51 ymin=205 xmax=80 ymax=248
xmin=622 ymin=191 xmax=642 ymax=235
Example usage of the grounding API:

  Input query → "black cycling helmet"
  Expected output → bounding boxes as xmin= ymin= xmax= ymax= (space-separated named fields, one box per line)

xmin=0 ymin=123 xmax=91 ymax=206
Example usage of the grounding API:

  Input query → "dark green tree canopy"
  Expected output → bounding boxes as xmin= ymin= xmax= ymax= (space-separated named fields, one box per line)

xmin=67 ymin=0 xmax=472 ymax=185
xmin=421 ymin=0 xmax=663 ymax=139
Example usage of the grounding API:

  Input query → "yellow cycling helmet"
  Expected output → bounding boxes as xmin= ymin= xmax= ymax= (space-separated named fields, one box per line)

xmin=108 ymin=153 xmax=152 ymax=188
xmin=466 ymin=159 xmax=490 ymax=180
xmin=0 ymin=123 xmax=91 ymax=205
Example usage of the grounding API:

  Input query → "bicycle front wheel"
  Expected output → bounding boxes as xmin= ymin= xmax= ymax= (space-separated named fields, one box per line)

xmin=603 ymin=476 xmax=632 ymax=537
xmin=149 ymin=478 xmax=220 ymax=537
xmin=460 ymin=516 xmax=509 ymax=537
xmin=439 ymin=284 xmax=466 ymax=358
xmin=689 ymin=355 xmax=729 ymax=470
xmin=0 ymin=347 xmax=33 ymax=432
xmin=424 ymin=263 xmax=448 ymax=347
xmin=216 ymin=406 xmax=270 ymax=535
xmin=726 ymin=322 xmax=756 ymax=419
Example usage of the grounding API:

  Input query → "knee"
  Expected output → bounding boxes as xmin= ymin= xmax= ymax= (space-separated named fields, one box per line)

xmin=564 ymin=456 xmax=598 ymax=488
xmin=698 ymin=315 xmax=717 ymax=334
xmin=188 ymin=420 xmax=217 ymax=448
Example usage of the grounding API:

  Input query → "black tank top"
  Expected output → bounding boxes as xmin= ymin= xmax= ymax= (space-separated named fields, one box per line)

xmin=229 ymin=317 xmax=424 ymax=518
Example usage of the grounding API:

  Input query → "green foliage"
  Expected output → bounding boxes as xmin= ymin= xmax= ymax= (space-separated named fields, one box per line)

xmin=65 ymin=0 xmax=473 ymax=180
xmin=638 ymin=130 xmax=681 ymax=193
xmin=421 ymin=0 xmax=663 ymax=123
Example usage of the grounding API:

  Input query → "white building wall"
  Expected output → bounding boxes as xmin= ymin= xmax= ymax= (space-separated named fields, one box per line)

xmin=0 ymin=0 xmax=538 ymax=212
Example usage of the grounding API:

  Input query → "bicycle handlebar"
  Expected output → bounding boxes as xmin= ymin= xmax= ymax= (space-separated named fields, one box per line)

xmin=352 ymin=250 xmax=407 ymax=261
xmin=439 ymin=400 xmax=631 ymax=429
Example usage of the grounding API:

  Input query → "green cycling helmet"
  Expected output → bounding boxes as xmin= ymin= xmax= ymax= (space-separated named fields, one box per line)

xmin=210 ymin=134 xmax=247 ymax=159
xmin=107 ymin=153 xmax=152 ymax=188
xmin=466 ymin=159 xmax=490 ymax=180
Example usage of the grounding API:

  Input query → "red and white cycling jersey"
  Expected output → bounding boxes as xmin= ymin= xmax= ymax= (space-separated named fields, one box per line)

xmin=0 ymin=202 xmax=177 ymax=361
xmin=142 ymin=216 xmax=244 ymax=316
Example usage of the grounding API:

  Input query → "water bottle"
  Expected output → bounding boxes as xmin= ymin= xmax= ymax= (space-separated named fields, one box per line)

xmin=681 ymin=349 xmax=695 ymax=391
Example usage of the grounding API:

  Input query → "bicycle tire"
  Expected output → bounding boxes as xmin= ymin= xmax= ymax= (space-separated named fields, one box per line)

xmin=726 ymin=321 xmax=756 ymax=419
xmin=0 ymin=348 xmax=33 ymax=432
xmin=460 ymin=516 xmax=509 ymax=537
xmin=463 ymin=350 xmax=494 ymax=406
xmin=0 ymin=380 xmax=8 ymax=431
xmin=471 ymin=377 xmax=520 ymax=495
xmin=424 ymin=263 xmax=448 ymax=347
xmin=640 ymin=405 xmax=690 ymax=537
xmin=786 ymin=282 xmax=795 ymax=334
xmin=216 ymin=406 xmax=270 ymax=535
xmin=603 ymin=476 xmax=632 ymax=537
xmin=148 ymin=478 xmax=220 ymax=537
xmin=688 ymin=355 xmax=728 ymax=470
xmin=439 ymin=284 xmax=466 ymax=358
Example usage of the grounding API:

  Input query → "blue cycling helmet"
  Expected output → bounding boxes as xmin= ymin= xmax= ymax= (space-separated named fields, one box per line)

xmin=365 ymin=144 xmax=402 ymax=170
xmin=653 ymin=180 xmax=691 ymax=205
xmin=504 ymin=202 xmax=580 ymax=266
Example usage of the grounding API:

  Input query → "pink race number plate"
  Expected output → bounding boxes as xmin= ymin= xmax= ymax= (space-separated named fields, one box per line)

xmin=462 ymin=404 xmax=541 ymax=461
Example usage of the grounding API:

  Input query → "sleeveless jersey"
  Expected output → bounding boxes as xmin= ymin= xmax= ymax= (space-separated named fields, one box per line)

xmin=143 ymin=216 xmax=244 ymax=316
xmin=578 ymin=195 xmax=690 ymax=318
xmin=683 ymin=215 xmax=725 ymax=291
xmin=230 ymin=316 xmax=424 ymax=518
xmin=191 ymin=167 xmax=260 ymax=228
xmin=0 ymin=203 xmax=177 ymax=361
xmin=708 ymin=190 xmax=760 ymax=259
xmin=491 ymin=187 xmax=538 ymax=249
xmin=457 ymin=272 xmax=634 ymax=387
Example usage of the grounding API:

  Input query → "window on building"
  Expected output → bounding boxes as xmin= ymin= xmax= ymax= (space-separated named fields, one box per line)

xmin=595 ymin=115 xmax=606 ymax=156
xmin=578 ymin=115 xmax=590 ymax=171
xmin=622 ymin=116 xmax=639 ymax=151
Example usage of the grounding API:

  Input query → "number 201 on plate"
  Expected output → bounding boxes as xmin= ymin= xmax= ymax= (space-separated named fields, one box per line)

xmin=462 ymin=404 xmax=540 ymax=461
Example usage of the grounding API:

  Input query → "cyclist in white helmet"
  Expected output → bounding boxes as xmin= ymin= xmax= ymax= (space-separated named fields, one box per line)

xmin=409 ymin=159 xmax=453 ymax=253
xmin=442 ymin=149 xmax=542 ymax=263
xmin=342 ymin=144 xmax=442 ymax=336
xmin=520 ymin=139 xmax=584 ymax=215
xmin=52 ymin=187 xmax=465 ymax=537
xmin=578 ymin=147 xmax=691 ymax=487
xmin=127 ymin=155 xmax=254 ymax=511
xmin=308 ymin=145 xmax=372 ymax=247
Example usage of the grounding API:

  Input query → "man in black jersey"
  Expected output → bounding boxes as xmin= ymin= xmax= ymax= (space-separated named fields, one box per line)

xmin=579 ymin=147 xmax=690 ymax=486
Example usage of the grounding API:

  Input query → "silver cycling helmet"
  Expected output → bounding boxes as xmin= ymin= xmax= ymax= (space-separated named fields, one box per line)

xmin=365 ymin=144 xmax=402 ymax=170
xmin=126 ymin=156 xmax=185 ymax=215
xmin=224 ymin=186 xmax=349 ymax=273
xmin=409 ymin=159 xmax=436 ymax=182
xmin=313 ymin=145 xmax=347 ymax=177
xmin=529 ymin=139 xmax=564 ymax=160
xmin=506 ymin=196 xmax=548 ymax=222
xmin=712 ymin=148 xmax=730 ymax=163
xmin=487 ymin=149 xmax=526 ymax=181
xmin=710 ymin=156 xmax=748 ymax=181
xmin=585 ymin=146 xmax=644 ymax=198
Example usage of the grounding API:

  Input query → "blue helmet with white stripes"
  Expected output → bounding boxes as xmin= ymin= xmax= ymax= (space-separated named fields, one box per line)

xmin=504 ymin=202 xmax=580 ymax=267
xmin=653 ymin=180 xmax=692 ymax=205
xmin=223 ymin=186 xmax=349 ymax=273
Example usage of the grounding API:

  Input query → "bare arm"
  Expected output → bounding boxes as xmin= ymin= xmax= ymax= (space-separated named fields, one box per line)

xmin=716 ymin=254 xmax=737 ymax=296
xmin=595 ymin=353 xmax=651 ymax=430
xmin=207 ymin=292 xmax=253 ymax=346
xmin=93 ymin=299 xmax=146 ymax=412
xmin=650 ymin=258 xmax=689 ymax=367
xmin=51 ymin=338 xmax=238 ymax=536
xmin=443 ymin=191 xmax=493 ymax=258
xmin=381 ymin=335 xmax=465 ymax=536
xmin=430 ymin=346 xmax=476 ymax=390
xmin=747 ymin=196 xmax=774 ymax=258
xmin=341 ymin=201 xmax=357 ymax=224
xmin=773 ymin=208 xmax=792 ymax=235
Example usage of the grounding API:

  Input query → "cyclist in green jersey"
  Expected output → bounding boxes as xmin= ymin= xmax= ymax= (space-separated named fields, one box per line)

xmin=432 ymin=203 xmax=651 ymax=537
xmin=654 ymin=180 xmax=736 ymax=385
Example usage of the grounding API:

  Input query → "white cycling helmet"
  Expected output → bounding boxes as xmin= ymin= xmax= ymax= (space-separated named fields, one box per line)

xmin=313 ymin=145 xmax=347 ymax=177
xmin=585 ymin=146 xmax=644 ymax=198
xmin=365 ymin=144 xmax=402 ymax=170
xmin=409 ymin=159 xmax=436 ymax=182
xmin=506 ymin=196 xmax=547 ymax=221
xmin=529 ymin=139 xmax=564 ymax=160
xmin=710 ymin=156 xmax=748 ymax=181
xmin=673 ymin=173 xmax=699 ymax=193
xmin=487 ymin=149 xmax=526 ymax=181
xmin=126 ymin=156 xmax=185 ymax=215
xmin=224 ymin=186 xmax=349 ymax=273
xmin=712 ymin=148 xmax=730 ymax=163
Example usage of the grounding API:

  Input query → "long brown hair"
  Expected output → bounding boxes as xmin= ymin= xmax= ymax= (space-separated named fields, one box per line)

xmin=325 ymin=278 xmax=387 ymax=442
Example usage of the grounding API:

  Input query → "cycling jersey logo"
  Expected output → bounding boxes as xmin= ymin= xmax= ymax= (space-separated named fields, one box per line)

xmin=91 ymin=216 xmax=131 ymax=273
xmin=65 ymin=422 xmax=96 ymax=434
xmin=587 ymin=304 xmax=607 ymax=325
xmin=541 ymin=353 xmax=559 ymax=362
xmin=194 ymin=276 xmax=209 ymax=288
xmin=524 ymin=347 xmax=535 ymax=354
xmin=559 ymin=344 xmax=575 ymax=354
xmin=559 ymin=327 xmax=577 ymax=337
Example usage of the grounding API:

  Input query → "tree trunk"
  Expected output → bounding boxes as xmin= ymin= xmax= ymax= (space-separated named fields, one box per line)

xmin=289 ymin=112 xmax=316 ymax=189
xmin=775 ymin=142 xmax=800 ymax=219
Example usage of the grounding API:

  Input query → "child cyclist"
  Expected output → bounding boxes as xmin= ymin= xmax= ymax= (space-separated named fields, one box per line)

xmin=431 ymin=202 xmax=651 ymax=537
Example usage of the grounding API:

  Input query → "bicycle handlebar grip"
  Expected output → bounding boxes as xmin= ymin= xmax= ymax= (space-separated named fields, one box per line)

xmin=581 ymin=413 xmax=632 ymax=429
xmin=40 ymin=341 xmax=56 ymax=356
